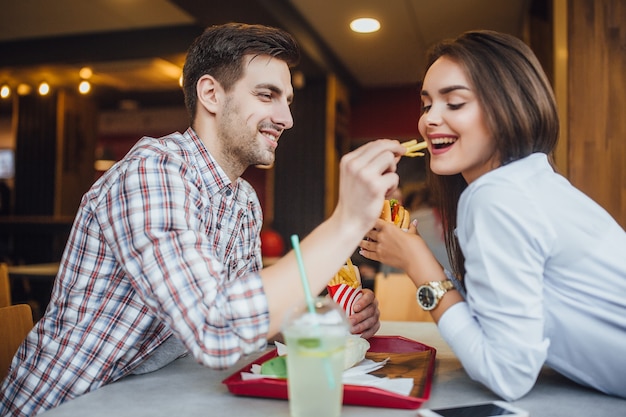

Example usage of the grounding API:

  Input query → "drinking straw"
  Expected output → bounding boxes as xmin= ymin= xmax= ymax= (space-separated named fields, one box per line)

xmin=290 ymin=235 xmax=316 ymax=314
xmin=290 ymin=234 xmax=336 ymax=389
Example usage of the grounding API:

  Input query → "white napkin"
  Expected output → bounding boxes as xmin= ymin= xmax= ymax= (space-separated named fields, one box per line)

xmin=341 ymin=358 xmax=414 ymax=396
xmin=241 ymin=344 xmax=414 ymax=397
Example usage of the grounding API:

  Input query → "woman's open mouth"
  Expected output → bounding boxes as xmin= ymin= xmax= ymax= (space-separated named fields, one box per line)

xmin=430 ymin=137 xmax=457 ymax=150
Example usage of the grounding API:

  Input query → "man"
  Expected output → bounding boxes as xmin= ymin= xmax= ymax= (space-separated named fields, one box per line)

xmin=0 ymin=23 xmax=405 ymax=416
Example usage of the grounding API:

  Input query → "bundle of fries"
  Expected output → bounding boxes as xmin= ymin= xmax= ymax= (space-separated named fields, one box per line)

xmin=401 ymin=139 xmax=428 ymax=157
xmin=327 ymin=258 xmax=363 ymax=315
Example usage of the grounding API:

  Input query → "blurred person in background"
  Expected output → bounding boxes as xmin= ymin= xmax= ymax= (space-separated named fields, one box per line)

xmin=404 ymin=183 xmax=450 ymax=270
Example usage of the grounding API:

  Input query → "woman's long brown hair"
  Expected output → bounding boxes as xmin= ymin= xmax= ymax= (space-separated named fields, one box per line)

xmin=423 ymin=30 xmax=560 ymax=281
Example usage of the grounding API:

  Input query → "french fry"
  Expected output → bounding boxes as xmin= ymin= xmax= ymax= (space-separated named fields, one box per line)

xmin=401 ymin=139 xmax=427 ymax=157
xmin=329 ymin=264 xmax=359 ymax=288
xmin=327 ymin=259 xmax=363 ymax=315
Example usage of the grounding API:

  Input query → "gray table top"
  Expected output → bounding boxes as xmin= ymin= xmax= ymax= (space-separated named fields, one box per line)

xmin=39 ymin=321 xmax=625 ymax=417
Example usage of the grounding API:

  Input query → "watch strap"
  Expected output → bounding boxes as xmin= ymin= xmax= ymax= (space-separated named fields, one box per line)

xmin=444 ymin=268 xmax=466 ymax=299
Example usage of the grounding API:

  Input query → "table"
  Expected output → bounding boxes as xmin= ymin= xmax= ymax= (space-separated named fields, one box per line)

xmin=39 ymin=321 xmax=625 ymax=417
xmin=7 ymin=263 xmax=59 ymax=319
xmin=7 ymin=263 xmax=59 ymax=278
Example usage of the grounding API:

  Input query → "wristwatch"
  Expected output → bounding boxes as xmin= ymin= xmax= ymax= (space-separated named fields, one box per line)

xmin=416 ymin=280 xmax=455 ymax=311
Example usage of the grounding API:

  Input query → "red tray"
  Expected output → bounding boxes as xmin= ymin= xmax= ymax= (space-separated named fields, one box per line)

xmin=222 ymin=335 xmax=436 ymax=409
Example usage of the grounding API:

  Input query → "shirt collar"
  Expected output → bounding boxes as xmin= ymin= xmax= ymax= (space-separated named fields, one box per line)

xmin=183 ymin=127 xmax=240 ymax=198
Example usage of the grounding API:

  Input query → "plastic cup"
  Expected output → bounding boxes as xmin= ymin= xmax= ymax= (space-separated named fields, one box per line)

xmin=282 ymin=296 xmax=349 ymax=417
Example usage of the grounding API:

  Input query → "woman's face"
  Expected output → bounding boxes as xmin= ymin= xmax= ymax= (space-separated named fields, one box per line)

xmin=418 ymin=56 xmax=500 ymax=183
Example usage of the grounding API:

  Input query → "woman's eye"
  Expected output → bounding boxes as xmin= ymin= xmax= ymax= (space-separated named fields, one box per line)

xmin=421 ymin=104 xmax=431 ymax=112
xmin=448 ymin=103 xmax=465 ymax=110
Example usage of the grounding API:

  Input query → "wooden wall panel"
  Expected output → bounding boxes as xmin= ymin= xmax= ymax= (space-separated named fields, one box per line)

xmin=567 ymin=0 xmax=626 ymax=228
xmin=273 ymin=77 xmax=326 ymax=242
xmin=14 ymin=94 xmax=57 ymax=216
xmin=55 ymin=91 xmax=97 ymax=217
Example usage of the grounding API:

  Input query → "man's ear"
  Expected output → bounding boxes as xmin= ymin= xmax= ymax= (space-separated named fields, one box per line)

xmin=196 ymin=74 xmax=221 ymax=114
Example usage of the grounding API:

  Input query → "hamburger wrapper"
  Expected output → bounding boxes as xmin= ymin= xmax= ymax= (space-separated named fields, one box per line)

xmin=327 ymin=283 xmax=363 ymax=316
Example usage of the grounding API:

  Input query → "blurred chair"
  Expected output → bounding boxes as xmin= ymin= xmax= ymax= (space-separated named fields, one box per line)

xmin=374 ymin=272 xmax=433 ymax=322
xmin=0 ymin=262 xmax=10 ymax=307
xmin=0 ymin=303 xmax=33 ymax=380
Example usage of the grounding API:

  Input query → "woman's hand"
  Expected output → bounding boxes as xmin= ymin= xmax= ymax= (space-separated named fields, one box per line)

xmin=360 ymin=220 xmax=462 ymax=324
xmin=359 ymin=219 xmax=443 ymax=284
xmin=359 ymin=219 xmax=420 ymax=270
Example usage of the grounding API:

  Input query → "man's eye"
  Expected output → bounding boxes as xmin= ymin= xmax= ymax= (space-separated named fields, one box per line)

xmin=256 ymin=92 xmax=272 ymax=100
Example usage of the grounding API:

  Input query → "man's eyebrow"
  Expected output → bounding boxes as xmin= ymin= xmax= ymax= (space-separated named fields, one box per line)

xmin=421 ymin=85 xmax=470 ymax=97
xmin=257 ymin=83 xmax=294 ymax=104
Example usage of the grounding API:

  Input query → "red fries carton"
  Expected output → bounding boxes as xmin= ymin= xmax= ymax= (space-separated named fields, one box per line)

xmin=327 ymin=262 xmax=363 ymax=315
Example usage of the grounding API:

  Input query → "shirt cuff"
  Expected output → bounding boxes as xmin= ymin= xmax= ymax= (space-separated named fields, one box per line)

xmin=437 ymin=301 xmax=473 ymax=344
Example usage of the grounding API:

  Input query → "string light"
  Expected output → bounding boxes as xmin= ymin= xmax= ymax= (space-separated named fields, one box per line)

xmin=78 ymin=80 xmax=91 ymax=94
xmin=78 ymin=67 xmax=93 ymax=94
xmin=17 ymin=84 xmax=32 ymax=96
xmin=38 ymin=82 xmax=50 ymax=96
xmin=0 ymin=84 xmax=10 ymax=99
xmin=79 ymin=67 xmax=93 ymax=79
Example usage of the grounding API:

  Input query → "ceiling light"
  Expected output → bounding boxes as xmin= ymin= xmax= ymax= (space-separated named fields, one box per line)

xmin=350 ymin=18 xmax=380 ymax=34
xmin=38 ymin=82 xmax=50 ymax=96
xmin=0 ymin=85 xmax=10 ymax=99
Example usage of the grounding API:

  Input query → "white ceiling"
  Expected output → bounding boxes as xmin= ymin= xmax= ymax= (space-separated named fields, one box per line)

xmin=0 ymin=0 xmax=531 ymax=97
xmin=289 ymin=0 xmax=530 ymax=87
xmin=0 ymin=0 xmax=194 ymax=41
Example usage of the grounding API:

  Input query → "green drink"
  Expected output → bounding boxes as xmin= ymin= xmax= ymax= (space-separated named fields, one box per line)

xmin=282 ymin=297 xmax=349 ymax=417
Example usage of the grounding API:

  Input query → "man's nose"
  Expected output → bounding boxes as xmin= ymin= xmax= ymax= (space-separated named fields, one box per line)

xmin=274 ymin=102 xmax=293 ymax=130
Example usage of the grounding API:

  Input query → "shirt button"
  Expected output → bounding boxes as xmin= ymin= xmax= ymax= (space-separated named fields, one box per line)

xmin=225 ymin=189 xmax=232 ymax=196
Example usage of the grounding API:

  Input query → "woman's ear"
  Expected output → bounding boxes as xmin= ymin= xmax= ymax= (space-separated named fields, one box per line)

xmin=196 ymin=74 xmax=221 ymax=114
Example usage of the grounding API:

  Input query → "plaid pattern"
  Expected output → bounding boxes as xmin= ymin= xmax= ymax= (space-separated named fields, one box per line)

xmin=1 ymin=128 xmax=269 ymax=417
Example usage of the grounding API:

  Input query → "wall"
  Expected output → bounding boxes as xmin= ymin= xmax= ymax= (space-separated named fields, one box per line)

xmin=273 ymin=76 xmax=327 ymax=241
xmin=350 ymin=86 xmax=421 ymax=144
xmin=566 ymin=0 xmax=626 ymax=228
xmin=350 ymin=86 xmax=427 ymax=194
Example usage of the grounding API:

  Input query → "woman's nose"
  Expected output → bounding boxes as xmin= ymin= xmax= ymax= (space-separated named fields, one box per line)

xmin=424 ymin=107 xmax=442 ymax=126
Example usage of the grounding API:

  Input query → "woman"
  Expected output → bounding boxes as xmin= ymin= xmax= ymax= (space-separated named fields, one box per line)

xmin=360 ymin=30 xmax=626 ymax=401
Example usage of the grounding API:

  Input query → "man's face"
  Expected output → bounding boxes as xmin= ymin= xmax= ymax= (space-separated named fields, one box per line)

xmin=216 ymin=54 xmax=294 ymax=172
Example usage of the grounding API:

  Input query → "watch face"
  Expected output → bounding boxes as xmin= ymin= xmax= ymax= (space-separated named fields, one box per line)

xmin=418 ymin=286 xmax=436 ymax=310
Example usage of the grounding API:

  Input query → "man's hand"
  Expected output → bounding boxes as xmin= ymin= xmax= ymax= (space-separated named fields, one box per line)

xmin=334 ymin=140 xmax=406 ymax=237
xmin=348 ymin=288 xmax=380 ymax=339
